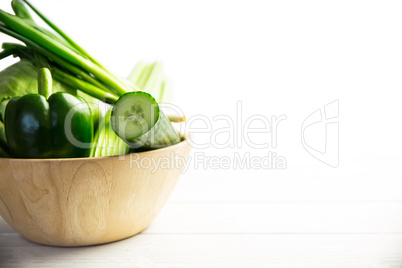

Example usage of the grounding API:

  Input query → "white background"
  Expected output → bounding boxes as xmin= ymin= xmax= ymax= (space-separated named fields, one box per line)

xmin=1 ymin=0 xmax=402 ymax=267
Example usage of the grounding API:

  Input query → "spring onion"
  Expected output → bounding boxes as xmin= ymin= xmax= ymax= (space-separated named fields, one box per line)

xmin=0 ymin=0 xmax=182 ymax=155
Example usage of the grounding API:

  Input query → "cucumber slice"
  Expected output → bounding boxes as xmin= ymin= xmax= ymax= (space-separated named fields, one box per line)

xmin=112 ymin=91 xmax=159 ymax=140
xmin=111 ymin=91 xmax=180 ymax=150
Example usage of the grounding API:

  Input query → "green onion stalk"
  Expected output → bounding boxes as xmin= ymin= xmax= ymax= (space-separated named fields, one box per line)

xmin=0 ymin=0 xmax=133 ymax=102
xmin=0 ymin=0 xmax=182 ymax=156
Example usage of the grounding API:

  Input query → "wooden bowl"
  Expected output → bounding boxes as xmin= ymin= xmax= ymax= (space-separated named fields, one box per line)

xmin=0 ymin=137 xmax=191 ymax=247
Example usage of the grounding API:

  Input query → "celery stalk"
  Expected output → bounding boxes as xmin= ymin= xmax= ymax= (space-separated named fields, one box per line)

xmin=128 ymin=61 xmax=147 ymax=85
xmin=91 ymin=109 xmax=129 ymax=157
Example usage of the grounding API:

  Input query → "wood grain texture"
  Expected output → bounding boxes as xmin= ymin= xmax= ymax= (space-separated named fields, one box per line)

xmin=0 ymin=139 xmax=191 ymax=246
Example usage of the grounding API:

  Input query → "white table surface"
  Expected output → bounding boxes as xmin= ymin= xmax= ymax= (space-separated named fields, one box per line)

xmin=2 ymin=164 xmax=402 ymax=268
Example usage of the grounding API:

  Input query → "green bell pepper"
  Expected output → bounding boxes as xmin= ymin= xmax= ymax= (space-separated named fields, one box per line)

xmin=4 ymin=68 xmax=93 ymax=158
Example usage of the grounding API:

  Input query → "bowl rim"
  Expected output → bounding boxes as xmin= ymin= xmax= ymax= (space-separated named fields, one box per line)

xmin=0 ymin=133 xmax=190 ymax=162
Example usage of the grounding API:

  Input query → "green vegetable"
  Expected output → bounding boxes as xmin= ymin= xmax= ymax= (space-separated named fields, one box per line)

xmin=91 ymin=61 xmax=179 ymax=157
xmin=91 ymin=108 xmax=129 ymax=157
xmin=128 ymin=62 xmax=174 ymax=104
xmin=0 ymin=100 xmax=9 ymax=122
xmin=0 ymin=146 xmax=9 ymax=158
xmin=0 ymin=1 xmax=182 ymax=156
xmin=21 ymin=0 xmax=104 ymax=69
xmin=0 ymin=59 xmax=75 ymax=102
xmin=5 ymin=68 xmax=93 ymax=158
xmin=0 ymin=59 xmax=103 ymax=131
xmin=111 ymin=91 xmax=180 ymax=150
xmin=0 ymin=9 xmax=130 ymax=96
xmin=0 ymin=121 xmax=6 ymax=143
xmin=77 ymin=91 xmax=101 ymax=132
xmin=52 ymin=67 xmax=118 ymax=104
xmin=0 ymin=59 xmax=75 ymax=118
xmin=0 ymin=121 xmax=9 ymax=157
xmin=11 ymin=0 xmax=34 ymax=22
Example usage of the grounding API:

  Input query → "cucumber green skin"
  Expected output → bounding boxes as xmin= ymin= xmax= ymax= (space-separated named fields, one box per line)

xmin=126 ymin=111 xmax=181 ymax=150
xmin=111 ymin=91 xmax=181 ymax=150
